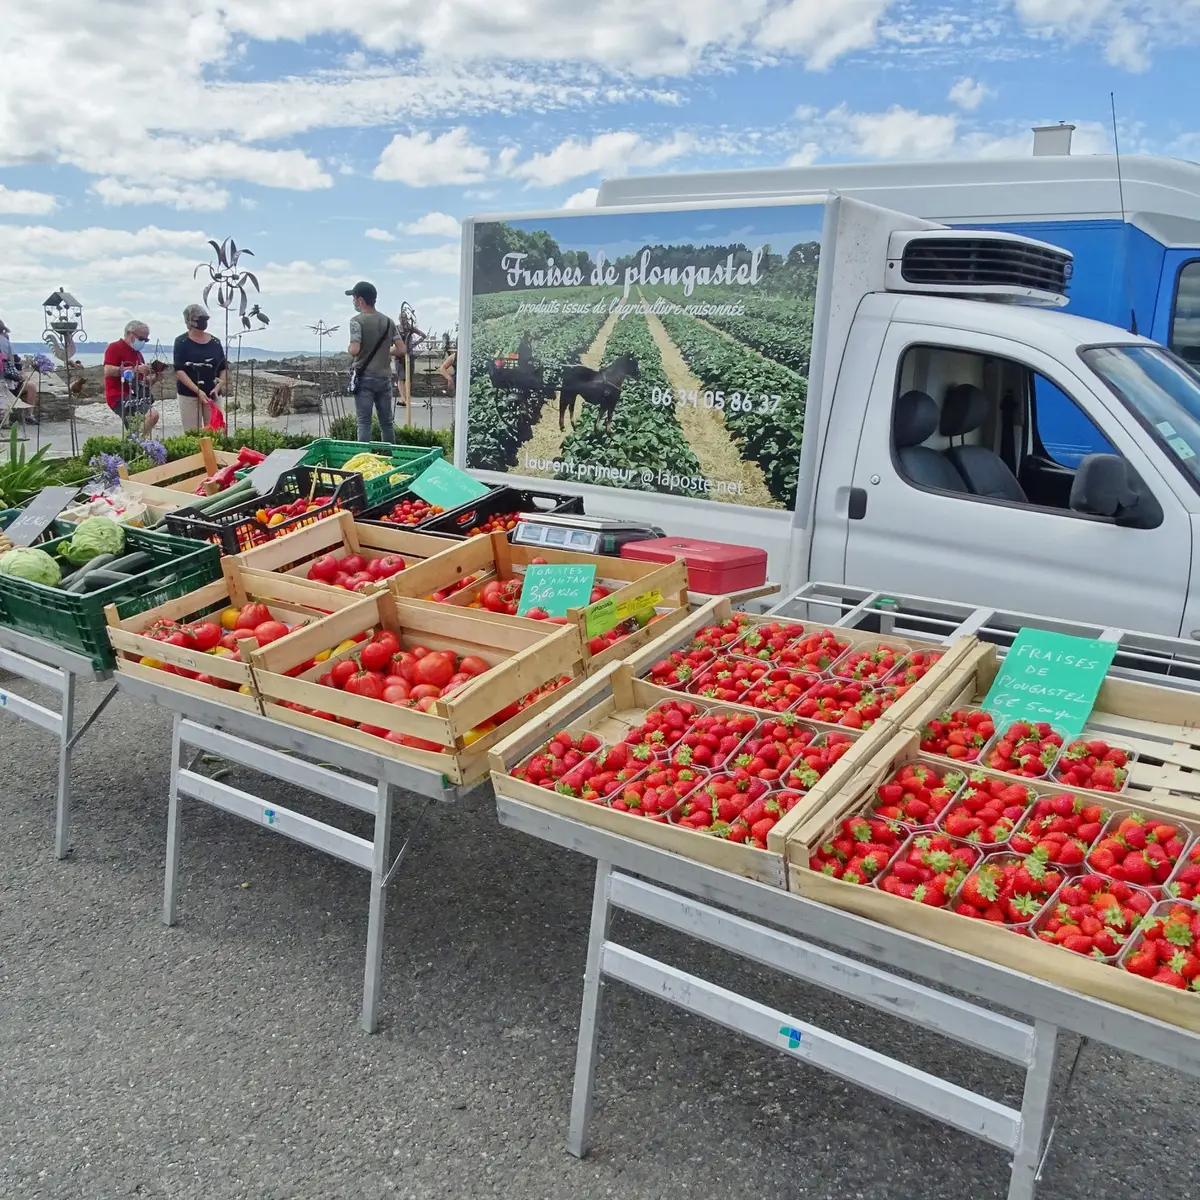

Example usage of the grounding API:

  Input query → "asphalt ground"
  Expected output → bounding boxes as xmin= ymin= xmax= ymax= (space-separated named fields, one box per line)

xmin=2 ymin=674 xmax=1197 ymax=1199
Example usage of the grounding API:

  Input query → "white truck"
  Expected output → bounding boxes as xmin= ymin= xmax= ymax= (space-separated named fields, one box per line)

xmin=456 ymin=193 xmax=1200 ymax=638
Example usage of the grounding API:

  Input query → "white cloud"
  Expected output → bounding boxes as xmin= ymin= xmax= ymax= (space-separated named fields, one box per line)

xmin=0 ymin=185 xmax=58 ymax=215
xmin=755 ymin=0 xmax=893 ymax=69
xmin=365 ymin=228 xmax=397 ymax=242
xmin=785 ymin=143 xmax=821 ymax=167
xmin=91 ymin=178 xmax=231 ymax=212
xmin=401 ymin=212 xmax=461 ymax=237
xmin=387 ymin=244 xmax=462 ymax=275
xmin=563 ymin=188 xmax=599 ymax=209
xmin=834 ymin=105 xmax=960 ymax=159
xmin=375 ymin=128 xmax=490 ymax=186
xmin=948 ymin=77 xmax=989 ymax=112
xmin=511 ymin=132 xmax=694 ymax=187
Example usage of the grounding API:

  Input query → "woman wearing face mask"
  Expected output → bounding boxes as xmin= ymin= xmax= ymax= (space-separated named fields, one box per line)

xmin=174 ymin=304 xmax=227 ymax=432
xmin=103 ymin=320 xmax=161 ymax=438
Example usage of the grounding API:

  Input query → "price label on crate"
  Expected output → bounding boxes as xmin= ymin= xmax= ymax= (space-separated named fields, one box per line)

xmin=248 ymin=448 xmax=306 ymax=495
xmin=584 ymin=587 xmax=664 ymax=638
xmin=4 ymin=486 xmax=79 ymax=547
xmin=517 ymin=563 xmax=596 ymax=618
xmin=981 ymin=628 xmax=1119 ymax=738
xmin=408 ymin=458 xmax=489 ymax=510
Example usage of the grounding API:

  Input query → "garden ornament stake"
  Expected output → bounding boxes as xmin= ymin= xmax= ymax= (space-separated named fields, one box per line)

xmin=306 ymin=319 xmax=341 ymax=435
xmin=42 ymin=289 xmax=86 ymax=456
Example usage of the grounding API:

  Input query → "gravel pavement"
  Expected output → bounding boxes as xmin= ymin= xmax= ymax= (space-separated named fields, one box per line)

xmin=2 ymin=675 xmax=1197 ymax=1199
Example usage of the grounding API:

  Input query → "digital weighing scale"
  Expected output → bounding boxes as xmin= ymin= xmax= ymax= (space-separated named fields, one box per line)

xmin=512 ymin=513 xmax=665 ymax=556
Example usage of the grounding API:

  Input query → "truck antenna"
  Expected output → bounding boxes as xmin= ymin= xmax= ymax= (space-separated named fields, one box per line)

xmin=1111 ymin=91 xmax=1137 ymax=335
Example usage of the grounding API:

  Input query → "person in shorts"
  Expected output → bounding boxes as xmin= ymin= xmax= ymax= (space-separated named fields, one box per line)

xmin=174 ymin=304 xmax=227 ymax=431
xmin=103 ymin=320 xmax=161 ymax=437
xmin=346 ymin=281 xmax=401 ymax=442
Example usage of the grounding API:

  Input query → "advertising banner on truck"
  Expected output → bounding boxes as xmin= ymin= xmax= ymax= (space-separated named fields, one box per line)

xmin=463 ymin=202 xmax=823 ymax=511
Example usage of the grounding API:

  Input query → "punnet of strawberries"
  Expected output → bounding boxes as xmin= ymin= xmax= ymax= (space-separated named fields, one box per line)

xmin=920 ymin=707 xmax=995 ymax=762
xmin=514 ymin=730 xmax=603 ymax=789
xmin=1052 ymin=738 xmax=1132 ymax=793
xmin=1034 ymin=874 xmax=1153 ymax=959
xmin=937 ymin=775 xmax=1035 ymax=849
xmin=671 ymin=781 xmax=799 ymax=848
xmin=792 ymin=680 xmax=894 ymax=729
xmin=693 ymin=614 xmax=755 ymax=652
xmin=1167 ymin=844 xmax=1200 ymax=901
xmin=785 ymin=629 xmax=851 ymax=672
xmin=810 ymin=815 xmax=907 ymax=885
xmin=613 ymin=764 xmax=708 ymax=820
xmin=655 ymin=709 xmax=758 ymax=773
xmin=739 ymin=666 xmax=821 ymax=713
xmin=732 ymin=716 xmax=833 ymax=785
xmin=871 ymin=762 xmax=964 ymax=828
xmin=733 ymin=620 xmax=807 ymax=662
xmin=886 ymin=650 xmax=945 ymax=687
xmin=1086 ymin=812 xmax=1186 ymax=887
xmin=955 ymin=849 xmax=1065 ymax=926
xmin=1123 ymin=901 xmax=1200 ymax=990
xmin=1008 ymin=793 xmax=1109 ymax=867
xmin=621 ymin=699 xmax=703 ymax=761
xmin=779 ymin=731 xmax=855 ymax=792
xmin=833 ymin=642 xmax=907 ymax=683
xmin=515 ymin=735 xmax=643 ymax=803
xmin=878 ymin=833 xmax=980 ymax=907
xmin=688 ymin=656 xmax=764 ymax=703
xmin=645 ymin=644 xmax=717 ymax=689
xmin=984 ymin=721 xmax=1066 ymax=778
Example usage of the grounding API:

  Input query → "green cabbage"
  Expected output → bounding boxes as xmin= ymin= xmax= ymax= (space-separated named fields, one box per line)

xmin=0 ymin=547 xmax=62 ymax=587
xmin=61 ymin=516 xmax=125 ymax=567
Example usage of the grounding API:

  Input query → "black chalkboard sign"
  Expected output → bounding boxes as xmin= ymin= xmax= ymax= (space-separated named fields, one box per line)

xmin=5 ymin=486 xmax=79 ymax=547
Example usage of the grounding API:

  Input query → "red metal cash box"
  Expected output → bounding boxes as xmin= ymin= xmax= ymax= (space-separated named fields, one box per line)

xmin=620 ymin=536 xmax=767 ymax=595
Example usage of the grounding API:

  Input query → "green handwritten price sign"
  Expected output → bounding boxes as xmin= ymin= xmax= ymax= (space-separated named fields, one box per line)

xmin=409 ymin=459 xmax=489 ymax=510
xmin=585 ymin=588 xmax=664 ymax=638
xmin=518 ymin=563 xmax=596 ymax=618
xmin=981 ymin=629 xmax=1118 ymax=738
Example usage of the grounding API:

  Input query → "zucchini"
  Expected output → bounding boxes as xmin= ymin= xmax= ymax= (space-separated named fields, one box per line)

xmin=105 ymin=551 xmax=155 ymax=574
xmin=79 ymin=569 xmax=135 ymax=591
xmin=58 ymin=553 xmax=119 ymax=589
xmin=187 ymin=485 xmax=251 ymax=514
xmin=202 ymin=489 xmax=258 ymax=517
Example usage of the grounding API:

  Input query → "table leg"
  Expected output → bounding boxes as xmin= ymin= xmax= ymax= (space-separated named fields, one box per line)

xmin=1009 ymin=1020 xmax=1059 ymax=1200
xmin=361 ymin=780 xmax=394 ymax=1034
xmin=54 ymin=672 xmax=76 ymax=860
xmin=568 ymin=859 xmax=614 ymax=1159
xmin=163 ymin=715 xmax=184 ymax=927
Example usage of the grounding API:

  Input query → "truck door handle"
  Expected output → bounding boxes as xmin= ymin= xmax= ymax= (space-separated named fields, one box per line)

xmin=848 ymin=488 xmax=868 ymax=520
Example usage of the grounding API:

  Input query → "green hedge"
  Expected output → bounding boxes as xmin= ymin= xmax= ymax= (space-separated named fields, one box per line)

xmin=326 ymin=414 xmax=453 ymax=458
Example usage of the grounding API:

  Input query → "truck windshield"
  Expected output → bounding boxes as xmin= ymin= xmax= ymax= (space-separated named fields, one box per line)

xmin=1080 ymin=344 xmax=1200 ymax=489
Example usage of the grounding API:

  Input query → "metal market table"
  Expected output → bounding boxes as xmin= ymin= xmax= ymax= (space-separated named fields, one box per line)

xmin=0 ymin=625 xmax=118 ymax=859
xmin=115 ymin=670 xmax=467 ymax=1032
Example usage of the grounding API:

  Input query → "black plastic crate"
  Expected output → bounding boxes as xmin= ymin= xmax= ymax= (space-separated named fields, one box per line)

xmin=165 ymin=465 xmax=368 ymax=555
xmin=415 ymin=486 xmax=584 ymax=541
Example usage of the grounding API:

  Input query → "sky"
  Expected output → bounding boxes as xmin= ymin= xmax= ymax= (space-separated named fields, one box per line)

xmin=1 ymin=0 xmax=1199 ymax=356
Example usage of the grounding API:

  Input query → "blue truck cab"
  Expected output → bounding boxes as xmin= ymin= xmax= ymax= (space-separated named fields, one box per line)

xmin=596 ymin=139 xmax=1200 ymax=466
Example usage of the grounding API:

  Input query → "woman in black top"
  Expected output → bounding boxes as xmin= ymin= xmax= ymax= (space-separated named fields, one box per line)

xmin=174 ymin=304 xmax=227 ymax=431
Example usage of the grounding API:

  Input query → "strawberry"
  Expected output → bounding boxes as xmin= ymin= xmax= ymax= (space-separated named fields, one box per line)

xmin=780 ymin=732 xmax=855 ymax=792
xmin=614 ymin=763 xmax=707 ymax=820
xmin=739 ymin=666 xmax=821 ymax=713
xmin=833 ymin=642 xmax=907 ymax=684
xmin=936 ymin=775 xmax=1034 ymax=849
xmin=1052 ymin=737 xmax=1132 ymax=793
xmin=686 ymin=656 xmax=765 ymax=704
xmin=954 ymin=848 xmax=1064 ymax=926
xmin=878 ymin=834 xmax=980 ymax=907
xmin=734 ymin=715 xmax=821 ymax=780
xmin=1167 ymin=844 xmax=1200 ymax=902
xmin=809 ymin=814 xmax=907 ymax=884
xmin=920 ymin=707 xmax=995 ymax=763
xmin=985 ymin=721 xmax=1066 ymax=779
xmin=1034 ymin=873 xmax=1153 ymax=959
xmin=514 ymin=730 xmax=605 ymax=789
xmin=792 ymin=680 xmax=895 ymax=729
xmin=624 ymin=699 xmax=704 ymax=760
xmin=1122 ymin=901 xmax=1200 ymax=989
xmin=644 ymin=645 xmax=716 ymax=689
xmin=733 ymin=620 xmax=808 ymax=662
xmin=870 ymin=762 xmax=964 ymax=828
xmin=886 ymin=650 xmax=945 ymax=687
xmin=1086 ymin=812 xmax=1184 ymax=886
xmin=669 ymin=710 xmax=758 ymax=772
xmin=1008 ymin=793 xmax=1109 ymax=866
xmin=786 ymin=629 xmax=851 ymax=673
xmin=691 ymin=614 xmax=755 ymax=653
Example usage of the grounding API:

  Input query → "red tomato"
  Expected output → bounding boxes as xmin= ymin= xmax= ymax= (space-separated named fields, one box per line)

xmin=333 ymin=572 xmax=353 ymax=589
xmin=165 ymin=630 xmax=195 ymax=648
xmin=411 ymin=645 xmax=430 ymax=659
xmin=458 ymin=655 xmax=489 ymax=677
xmin=415 ymin=652 xmax=455 ymax=689
xmin=345 ymin=670 xmax=386 ymax=700
xmin=308 ymin=554 xmax=341 ymax=582
xmin=383 ymin=684 xmax=410 ymax=703
xmin=490 ymin=700 xmax=522 ymax=725
xmin=360 ymin=641 xmax=393 ymax=672
xmin=391 ymin=652 xmax=418 ymax=684
xmin=589 ymin=586 xmax=611 ymax=603
xmin=383 ymin=674 xmax=408 ymax=690
xmin=252 ymin=620 xmax=290 ymax=646
xmin=524 ymin=607 xmax=549 ymax=621
xmin=330 ymin=659 xmax=359 ymax=688
xmin=346 ymin=573 xmax=375 ymax=591
xmin=188 ymin=621 xmax=222 ymax=652
xmin=318 ymin=672 xmax=336 ymax=688
xmin=408 ymin=683 xmax=443 ymax=701
xmin=416 ymin=696 xmax=441 ymax=712
xmin=359 ymin=724 xmax=389 ymax=738
xmin=371 ymin=630 xmax=400 ymax=657
xmin=235 ymin=603 xmax=271 ymax=631
xmin=340 ymin=554 xmax=367 ymax=576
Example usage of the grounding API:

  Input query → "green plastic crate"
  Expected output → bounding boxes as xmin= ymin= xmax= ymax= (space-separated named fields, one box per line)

xmin=296 ymin=440 xmax=443 ymax=507
xmin=0 ymin=525 xmax=222 ymax=669
xmin=0 ymin=508 xmax=74 ymax=542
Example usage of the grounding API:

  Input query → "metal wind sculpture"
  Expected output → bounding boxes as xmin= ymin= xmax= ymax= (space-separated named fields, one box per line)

xmin=195 ymin=238 xmax=269 ymax=433
xmin=306 ymin=319 xmax=341 ymax=434
xmin=42 ymin=288 xmax=86 ymax=456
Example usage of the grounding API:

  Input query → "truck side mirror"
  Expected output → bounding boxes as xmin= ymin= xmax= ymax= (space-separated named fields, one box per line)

xmin=1069 ymin=454 xmax=1163 ymax=530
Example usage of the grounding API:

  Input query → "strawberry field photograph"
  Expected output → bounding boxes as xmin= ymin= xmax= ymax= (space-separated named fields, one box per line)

xmin=463 ymin=204 xmax=823 ymax=509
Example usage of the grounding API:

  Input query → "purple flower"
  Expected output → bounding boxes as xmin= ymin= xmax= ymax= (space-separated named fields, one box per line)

xmin=88 ymin=452 xmax=125 ymax=491
xmin=33 ymin=354 xmax=55 ymax=374
xmin=135 ymin=437 xmax=167 ymax=466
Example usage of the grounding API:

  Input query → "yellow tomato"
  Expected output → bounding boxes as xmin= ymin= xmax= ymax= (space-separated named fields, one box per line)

xmin=333 ymin=639 xmax=358 ymax=655
xmin=239 ymin=684 xmax=253 ymax=695
xmin=462 ymin=723 xmax=496 ymax=747
xmin=220 ymin=607 xmax=240 ymax=630
xmin=210 ymin=647 xmax=234 ymax=659
xmin=140 ymin=656 xmax=165 ymax=669
xmin=313 ymin=649 xmax=332 ymax=663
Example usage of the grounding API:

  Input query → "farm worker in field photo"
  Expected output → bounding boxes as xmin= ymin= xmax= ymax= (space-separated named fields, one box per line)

xmin=174 ymin=304 xmax=228 ymax=433
xmin=346 ymin=280 xmax=401 ymax=442
xmin=104 ymin=320 xmax=161 ymax=439
xmin=517 ymin=330 xmax=534 ymax=368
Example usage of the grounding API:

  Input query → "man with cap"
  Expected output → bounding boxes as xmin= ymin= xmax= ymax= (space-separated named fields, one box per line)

xmin=346 ymin=281 xmax=401 ymax=443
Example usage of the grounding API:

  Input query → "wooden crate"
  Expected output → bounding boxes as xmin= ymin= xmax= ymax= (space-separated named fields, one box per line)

xmin=249 ymin=591 xmax=586 ymax=785
xmin=122 ymin=438 xmax=240 ymax=495
xmin=900 ymin=641 xmax=1200 ymax=817
xmin=104 ymin=559 xmax=356 ymax=714
xmin=385 ymin=530 xmax=693 ymax=677
xmin=622 ymin=597 xmax=978 ymax=732
xmin=489 ymin=661 xmax=894 ymax=888
xmin=229 ymin=509 xmax=464 ymax=600
xmin=786 ymin=728 xmax=1200 ymax=1033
